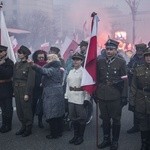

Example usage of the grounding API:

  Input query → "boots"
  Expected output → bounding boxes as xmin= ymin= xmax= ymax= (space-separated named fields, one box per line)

xmin=22 ymin=125 xmax=32 ymax=137
xmin=38 ymin=115 xmax=44 ymax=128
xmin=46 ymin=118 xmax=58 ymax=139
xmin=0 ymin=108 xmax=13 ymax=133
xmin=74 ymin=123 xmax=86 ymax=145
xmin=140 ymin=131 xmax=149 ymax=150
xmin=98 ymin=122 xmax=111 ymax=149
xmin=69 ymin=121 xmax=79 ymax=144
xmin=110 ymin=124 xmax=120 ymax=150
xmin=16 ymin=125 xmax=26 ymax=135
xmin=127 ymin=113 xmax=139 ymax=134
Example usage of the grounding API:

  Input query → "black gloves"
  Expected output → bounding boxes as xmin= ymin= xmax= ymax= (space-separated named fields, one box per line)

xmin=83 ymin=100 xmax=89 ymax=108
xmin=121 ymin=97 xmax=128 ymax=107
xmin=128 ymin=104 xmax=135 ymax=112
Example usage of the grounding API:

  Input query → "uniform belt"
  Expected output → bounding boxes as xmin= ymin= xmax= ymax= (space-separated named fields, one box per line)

xmin=14 ymin=83 xmax=26 ymax=87
xmin=137 ymin=87 xmax=150 ymax=92
xmin=0 ymin=79 xmax=12 ymax=83
xmin=69 ymin=87 xmax=83 ymax=91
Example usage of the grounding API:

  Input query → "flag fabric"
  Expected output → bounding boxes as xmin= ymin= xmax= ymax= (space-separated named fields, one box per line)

xmin=1 ymin=10 xmax=16 ymax=63
xmin=40 ymin=42 xmax=50 ymax=51
xmin=10 ymin=36 xmax=20 ymax=53
xmin=81 ymin=14 xmax=100 ymax=95
xmin=61 ymin=37 xmax=78 ymax=61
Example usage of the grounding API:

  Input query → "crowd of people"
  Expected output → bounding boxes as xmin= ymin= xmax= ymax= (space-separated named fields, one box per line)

xmin=0 ymin=38 xmax=150 ymax=150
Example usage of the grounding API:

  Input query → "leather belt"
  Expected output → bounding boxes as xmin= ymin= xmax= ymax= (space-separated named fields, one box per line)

xmin=69 ymin=86 xmax=83 ymax=91
xmin=0 ymin=79 xmax=12 ymax=84
xmin=137 ymin=87 xmax=150 ymax=92
xmin=15 ymin=83 xmax=26 ymax=87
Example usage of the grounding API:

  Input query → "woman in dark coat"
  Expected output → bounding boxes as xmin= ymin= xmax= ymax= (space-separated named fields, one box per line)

xmin=32 ymin=54 xmax=65 ymax=139
xmin=32 ymin=50 xmax=47 ymax=128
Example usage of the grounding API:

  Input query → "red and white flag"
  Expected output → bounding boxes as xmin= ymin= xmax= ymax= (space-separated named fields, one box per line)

xmin=81 ymin=13 xmax=100 ymax=95
xmin=40 ymin=42 xmax=50 ymax=51
xmin=0 ymin=9 xmax=16 ymax=63
xmin=61 ymin=37 xmax=78 ymax=61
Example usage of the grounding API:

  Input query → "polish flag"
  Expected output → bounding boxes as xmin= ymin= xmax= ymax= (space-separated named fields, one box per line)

xmin=40 ymin=42 xmax=50 ymax=51
xmin=81 ymin=13 xmax=100 ymax=95
xmin=61 ymin=37 xmax=78 ymax=61
xmin=0 ymin=8 xmax=16 ymax=63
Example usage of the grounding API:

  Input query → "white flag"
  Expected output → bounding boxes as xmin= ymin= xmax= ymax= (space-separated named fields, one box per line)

xmin=1 ymin=10 xmax=16 ymax=63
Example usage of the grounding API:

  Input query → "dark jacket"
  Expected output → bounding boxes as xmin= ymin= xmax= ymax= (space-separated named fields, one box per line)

xmin=13 ymin=61 xmax=35 ymax=95
xmin=0 ymin=58 xmax=14 ymax=99
xmin=96 ymin=56 xmax=128 ymax=101
xmin=129 ymin=63 xmax=150 ymax=114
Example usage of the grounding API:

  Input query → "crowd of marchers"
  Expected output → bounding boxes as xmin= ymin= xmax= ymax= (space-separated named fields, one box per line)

xmin=0 ymin=39 xmax=150 ymax=150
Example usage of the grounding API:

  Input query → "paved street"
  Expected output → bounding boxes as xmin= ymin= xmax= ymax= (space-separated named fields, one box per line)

xmin=0 ymin=102 xmax=140 ymax=150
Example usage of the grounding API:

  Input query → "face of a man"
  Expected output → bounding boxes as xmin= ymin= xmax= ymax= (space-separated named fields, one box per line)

xmin=136 ymin=50 xmax=144 ymax=58
xmin=73 ymin=58 xmax=83 ymax=69
xmin=145 ymin=54 xmax=150 ymax=64
xmin=0 ymin=50 xmax=7 ymax=59
xmin=105 ymin=48 xmax=117 ymax=58
xmin=80 ymin=46 xmax=87 ymax=54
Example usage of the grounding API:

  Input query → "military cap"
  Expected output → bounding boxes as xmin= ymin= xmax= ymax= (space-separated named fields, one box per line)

xmin=79 ymin=40 xmax=88 ymax=47
xmin=18 ymin=45 xmax=31 ymax=56
xmin=72 ymin=52 xmax=84 ymax=60
xmin=0 ymin=45 xmax=8 ymax=51
xmin=105 ymin=39 xmax=119 ymax=49
xmin=135 ymin=43 xmax=147 ymax=51
xmin=143 ymin=47 xmax=150 ymax=56
xmin=50 ymin=46 xmax=60 ymax=54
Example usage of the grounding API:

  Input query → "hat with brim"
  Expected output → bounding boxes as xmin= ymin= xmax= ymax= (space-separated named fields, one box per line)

xmin=50 ymin=47 xmax=60 ymax=54
xmin=72 ymin=52 xmax=84 ymax=60
xmin=0 ymin=45 xmax=8 ymax=51
xmin=79 ymin=41 xmax=88 ymax=47
xmin=105 ymin=39 xmax=119 ymax=49
xmin=135 ymin=43 xmax=147 ymax=51
xmin=18 ymin=45 xmax=31 ymax=56
xmin=143 ymin=47 xmax=150 ymax=56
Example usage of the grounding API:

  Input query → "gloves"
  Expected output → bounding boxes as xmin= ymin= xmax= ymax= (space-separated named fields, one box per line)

xmin=121 ymin=97 xmax=128 ymax=107
xmin=83 ymin=100 xmax=89 ymax=108
xmin=128 ymin=104 xmax=135 ymax=112
xmin=92 ymin=92 xmax=99 ymax=104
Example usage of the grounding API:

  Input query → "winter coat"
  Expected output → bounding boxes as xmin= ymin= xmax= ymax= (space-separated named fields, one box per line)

xmin=32 ymin=60 xmax=65 ymax=120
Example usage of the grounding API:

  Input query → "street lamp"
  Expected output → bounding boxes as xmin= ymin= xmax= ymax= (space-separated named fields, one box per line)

xmin=125 ymin=0 xmax=141 ymax=45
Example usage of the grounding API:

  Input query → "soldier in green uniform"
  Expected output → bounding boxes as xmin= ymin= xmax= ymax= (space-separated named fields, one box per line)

xmin=129 ymin=47 xmax=150 ymax=150
xmin=13 ymin=45 xmax=35 ymax=137
xmin=95 ymin=39 xmax=128 ymax=150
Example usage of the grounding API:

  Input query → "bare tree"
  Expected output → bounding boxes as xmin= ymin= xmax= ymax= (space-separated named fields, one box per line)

xmin=19 ymin=11 xmax=58 ymax=49
xmin=125 ymin=0 xmax=141 ymax=45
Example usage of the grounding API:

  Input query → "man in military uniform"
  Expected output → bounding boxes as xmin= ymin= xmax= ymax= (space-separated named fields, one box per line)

xmin=79 ymin=40 xmax=88 ymax=57
xmin=129 ymin=47 xmax=150 ymax=150
xmin=127 ymin=43 xmax=146 ymax=134
xmin=13 ymin=45 xmax=35 ymax=137
xmin=0 ymin=45 xmax=14 ymax=133
xmin=96 ymin=39 xmax=128 ymax=150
